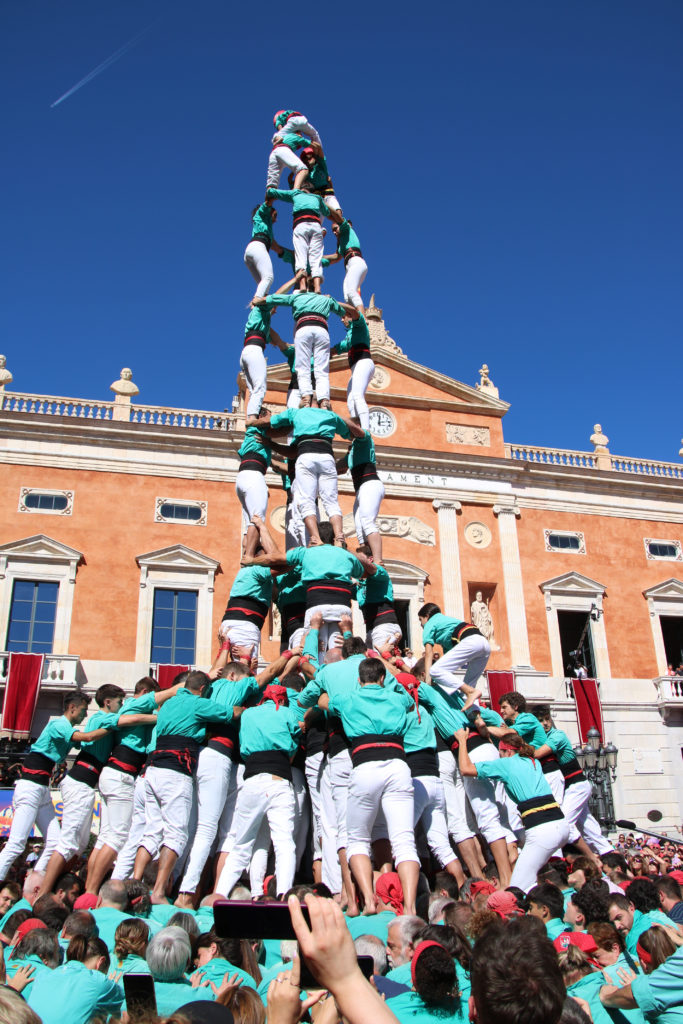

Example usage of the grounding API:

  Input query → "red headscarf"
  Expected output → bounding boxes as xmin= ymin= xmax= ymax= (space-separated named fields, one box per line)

xmin=12 ymin=918 xmax=47 ymax=945
xmin=470 ymin=880 xmax=496 ymax=898
xmin=486 ymin=890 xmax=520 ymax=919
xmin=396 ymin=672 xmax=421 ymax=721
xmin=375 ymin=872 xmax=404 ymax=914
xmin=411 ymin=940 xmax=447 ymax=988
xmin=636 ymin=940 xmax=653 ymax=966
xmin=261 ymin=684 xmax=289 ymax=710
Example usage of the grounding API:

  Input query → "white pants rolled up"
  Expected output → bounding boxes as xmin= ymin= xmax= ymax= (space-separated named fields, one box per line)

xmin=346 ymin=758 xmax=418 ymax=866
xmin=287 ymin=388 xmax=301 ymax=409
xmin=293 ymin=222 xmax=325 ymax=279
xmin=510 ymin=817 xmax=571 ymax=892
xmin=0 ymin=780 xmax=60 ymax=882
xmin=545 ymin=769 xmax=565 ymax=806
xmin=180 ymin=748 xmax=242 ymax=894
xmin=343 ymin=255 xmax=367 ymax=309
xmin=266 ymin=146 xmax=305 ymax=189
xmin=346 ymin=358 xmax=375 ymax=429
xmin=244 ymin=240 xmax=274 ymax=298
xmin=437 ymin=750 xmax=475 ymax=843
xmin=56 ymin=776 xmax=96 ymax=860
xmin=328 ymin=749 xmax=352 ymax=851
xmin=295 ymin=452 xmax=341 ymax=519
xmin=236 ymin=470 xmax=268 ymax=533
xmin=353 ymin=478 xmax=385 ymax=543
xmin=216 ymin=774 xmax=296 ymax=897
xmin=463 ymin=744 xmax=507 ymax=845
xmin=294 ymin=325 xmax=329 ymax=400
xmin=112 ymin=775 xmax=150 ymax=879
xmin=368 ymin=622 xmax=402 ymax=653
xmin=240 ymin=345 xmax=267 ymax=418
xmin=304 ymin=603 xmax=351 ymax=653
xmin=139 ymin=766 xmax=193 ymax=857
xmin=431 ymin=634 xmax=491 ymax=694
xmin=218 ymin=619 xmax=262 ymax=660
xmin=412 ymin=774 xmax=455 ymax=867
xmin=97 ymin=768 xmax=135 ymax=853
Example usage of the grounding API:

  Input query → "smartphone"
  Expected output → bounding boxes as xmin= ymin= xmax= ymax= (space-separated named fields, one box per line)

xmin=124 ymin=973 xmax=157 ymax=1019
xmin=299 ymin=953 xmax=374 ymax=990
xmin=213 ymin=900 xmax=311 ymax=940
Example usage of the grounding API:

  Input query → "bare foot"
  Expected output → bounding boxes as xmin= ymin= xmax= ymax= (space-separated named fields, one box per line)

xmin=150 ymin=892 xmax=171 ymax=905
xmin=461 ymin=688 xmax=482 ymax=712
xmin=361 ymin=898 xmax=377 ymax=916
xmin=308 ymin=536 xmax=323 ymax=546
xmin=174 ymin=893 xmax=196 ymax=910
xmin=345 ymin=901 xmax=360 ymax=918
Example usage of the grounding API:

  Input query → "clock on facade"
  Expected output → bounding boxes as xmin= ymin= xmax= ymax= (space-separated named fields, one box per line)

xmin=368 ymin=407 xmax=396 ymax=438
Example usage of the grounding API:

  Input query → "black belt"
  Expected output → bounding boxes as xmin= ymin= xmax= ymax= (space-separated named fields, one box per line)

xmin=451 ymin=731 xmax=488 ymax=754
xmin=206 ymin=725 xmax=241 ymax=762
xmin=560 ymin=756 xmax=586 ymax=787
xmin=107 ymin=744 xmax=147 ymax=778
xmin=351 ymin=734 xmax=406 ymax=768
xmin=407 ymin=749 xmax=439 ymax=778
xmin=252 ymin=232 xmax=271 ymax=250
xmin=362 ymin=601 xmax=398 ymax=631
xmin=223 ymin=595 xmax=269 ymax=628
xmin=540 ymin=755 xmax=562 ymax=775
xmin=297 ymin=436 xmax=333 ymax=457
xmin=293 ymin=212 xmax=322 ymax=226
xmin=306 ymin=721 xmax=327 ymax=757
xmin=294 ymin=314 xmax=328 ymax=331
xmin=21 ymin=751 xmax=55 ymax=786
xmin=149 ymin=736 xmax=200 ymax=777
xmin=349 ymin=346 xmax=372 ymax=367
xmin=344 ymin=247 xmax=363 ymax=265
xmin=451 ymin=624 xmax=482 ymax=645
xmin=518 ymin=794 xmax=565 ymax=829
xmin=282 ymin=602 xmax=306 ymax=640
xmin=328 ymin=715 xmax=351 ymax=756
xmin=305 ymin=579 xmax=354 ymax=609
xmin=239 ymin=453 xmax=268 ymax=475
xmin=68 ymin=750 xmax=105 ymax=788
xmin=351 ymin=462 xmax=380 ymax=491
xmin=244 ymin=333 xmax=267 ymax=350
xmin=243 ymin=750 xmax=292 ymax=782
xmin=288 ymin=372 xmax=299 ymax=389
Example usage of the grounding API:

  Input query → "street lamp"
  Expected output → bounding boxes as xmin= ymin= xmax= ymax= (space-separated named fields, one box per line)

xmin=574 ymin=728 xmax=619 ymax=833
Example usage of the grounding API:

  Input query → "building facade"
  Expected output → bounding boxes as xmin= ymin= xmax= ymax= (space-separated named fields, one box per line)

xmin=1 ymin=299 xmax=682 ymax=830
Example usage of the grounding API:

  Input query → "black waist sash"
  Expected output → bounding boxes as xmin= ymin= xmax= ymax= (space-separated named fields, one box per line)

xmin=560 ymin=756 xmax=586 ymax=788
xmin=518 ymin=794 xmax=564 ymax=829
xmin=223 ymin=594 xmax=269 ymax=628
xmin=450 ymin=730 xmax=488 ymax=755
xmin=239 ymin=451 xmax=268 ymax=475
xmin=306 ymin=720 xmax=327 ymax=757
xmin=435 ymin=730 xmax=450 ymax=753
xmin=351 ymin=462 xmax=380 ymax=491
xmin=293 ymin=211 xmax=322 ymax=227
xmin=21 ymin=751 xmax=54 ymax=786
xmin=305 ymin=579 xmax=354 ymax=609
xmin=68 ymin=749 xmax=105 ymax=788
xmin=539 ymin=753 xmax=562 ymax=775
xmin=348 ymin=345 xmax=372 ymax=368
xmin=351 ymin=733 xmax=406 ymax=768
xmin=407 ymin=749 xmax=439 ymax=778
xmin=282 ymin=602 xmax=306 ymax=640
xmin=294 ymin=313 xmax=328 ymax=332
xmin=252 ymin=232 xmax=271 ymax=250
xmin=297 ymin=436 xmax=333 ymax=457
xmin=206 ymin=722 xmax=241 ymax=762
xmin=107 ymin=743 xmax=147 ymax=778
xmin=150 ymin=736 xmax=200 ymax=777
xmin=362 ymin=601 xmax=398 ymax=631
xmin=243 ymin=750 xmax=292 ymax=781
xmin=344 ymin=247 xmax=363 ymax=265
xmin=451 ymin=623 xmax=483 ymax=644
xmin=328 ymin=715 xmax=351 ymax=757
xmin=244 ymin=331 xmax=267 ymax=350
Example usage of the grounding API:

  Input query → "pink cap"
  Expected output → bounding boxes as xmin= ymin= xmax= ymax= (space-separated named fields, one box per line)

xmin=73 ymin=893 xmax=98 ymax=910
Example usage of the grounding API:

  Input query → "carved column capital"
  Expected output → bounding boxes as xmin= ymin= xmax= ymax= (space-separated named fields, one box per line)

xmin=432 ymin=499 xmax=462 ymax=513
xmin=493 ymin=503 xmax=521 ymax=518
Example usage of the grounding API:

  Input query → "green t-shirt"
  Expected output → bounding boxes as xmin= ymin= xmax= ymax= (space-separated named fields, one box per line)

xmin=266 ymin=188 xmax=331 ymax=219
xmin=422 ymin=613 xmax=464 ymax=653
xmin=238 ymin=702 xmax=302 ymax=758
xmin=229 ymin=565 xmax=274 ymax=606
xmin=31 ymin=715 xmax=78 ymax=762
xmin=238 ymin=426 xmax=272 ymax=467
xmin=285 ymin=543 xmax=363 ymax=584
xmin=155 ymin=687 xmax=232 ymax=743
xmin=327 ymin=684 xmax=411 ymax=740
xmin=264 ymin=291 xmax=344 ymax=322
xmin=476 ymin=753 xmax=554 ymax=804
xmin=357 ymin=563 xmax=392 ymax=607
xmin=271 ymin=406 xmax=351 ymax=444
xmin=336 ymin=218 xmax=362 ymax=255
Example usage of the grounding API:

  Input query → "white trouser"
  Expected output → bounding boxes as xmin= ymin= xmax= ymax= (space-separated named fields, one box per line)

xmin=97 ymin=768 xmax=136 ymax=853
xmin=498 ymin=785 xmax=524 ymax=840
xmin=248 ymin=765 xmax=309 ymax=896
xmin=180 ymin=749 xmax=242 ymax=893
xmin=346 ymin=358 xmax=375 ymax=429
xmin=562 ymin=781 xmax=611 ymax=853
xmin=580 ymin=809 xmax=612 ymax=855
xmin=368 ymin=622 xmax=403 ymax=653
xmin=287 ymin=387 xmax=301 ymax=409
xmin=294 ymin=325 xmax=330 ymax=400
xmin=285 ymin=486 xmax=309 ymax=550
xmin=293 ymin=222 xmax=325 ymax=279
xmin=236 ymin=470 xmax=268 ymax=533
xmin=216 ymin=774 xmax=296 ymax=897
xmin=463 ymin=745 xmax=507 ymax=844
xmin=328 ymin=749 xmax=352 ymax=850
xmin=412 ymin=774 xmax=455 ymax=867
xmin=319 ymin=757 xmax=342 ymax=892
xmin=139 ymin=766 xmax=193 ymax=857
xmin=437 ymin=750 xmax=475 ymax=843
xmin=266 ymin=146 xmax=306 ymax=189
xmin=354 ymin=479 xmax=385 ymax=543
xmin=56 ymin=776 xmax=96 ymax=860
xmin=112 ymin=775 xmax=150 ymax=879
xmin=304 ymin=603 xmax=350 ymax=653
xmin=510 ymin=817 xmax=571 ymax=892
xmin=0 ymin=780 xmax=60 ymax=881
xmin=545 ymin=769 xmax=565 ymax=805
xmin=274 ymin=116 xmax=321 ymax=148
xmin=346 ymin=758 xmax=418 ymax=866
xmin=321 ymin=193 xmax=341 ymax=212
xmin=305 ymin=751 xmax=324 ymax=862
xmin=295 ymin=452 xmax=341 ymax=519
xmin=343 ymin=255 xmax=368 ymax=309
xmin=431 ymin=635 xmax=491 ymax=694
xmin=218 ymin=619 xmax=262 ymax=660
xmin=244 ymin=240 xmax=274 ymax=298
xmin=240 ymin=345 xmax=267 ymax=418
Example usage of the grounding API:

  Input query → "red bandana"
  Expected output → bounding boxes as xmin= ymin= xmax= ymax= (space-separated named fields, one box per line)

xmin=261 ymin=684 xmax=289 ymax=710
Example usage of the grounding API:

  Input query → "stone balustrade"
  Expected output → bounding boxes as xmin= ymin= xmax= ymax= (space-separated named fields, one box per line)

xmin=506 ymin=443 xmax=683 ymax=478
xmin=0 ymin=653 xmax=82 ymax=688
xmin=653 ymin=675 xmax=683 ymax=702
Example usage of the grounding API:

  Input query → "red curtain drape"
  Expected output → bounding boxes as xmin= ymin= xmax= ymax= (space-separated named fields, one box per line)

xmin=571 ymin=678 xmax=604 ymax=742
xmin=155 ymin=665 xmax=189 ymax=690
xmin=1 ymin=653 xmax=44 ymax=739
xmin=486 ymin=670 xmax=515 ymax=713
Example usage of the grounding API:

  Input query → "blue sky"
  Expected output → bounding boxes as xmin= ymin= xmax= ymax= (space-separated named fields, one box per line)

xmin=2 ymin=0 xmax=682 ymax=460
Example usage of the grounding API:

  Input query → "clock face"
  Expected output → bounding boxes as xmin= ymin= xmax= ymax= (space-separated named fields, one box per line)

xmin=368 ymin=407 xmax=396 ymax=438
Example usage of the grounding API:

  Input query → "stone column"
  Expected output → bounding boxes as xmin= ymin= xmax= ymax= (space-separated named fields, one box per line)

xmin=493 ymin=503 xmax=533 ymax=668
xmin=432 ymin=500 xmax=463 ymax=619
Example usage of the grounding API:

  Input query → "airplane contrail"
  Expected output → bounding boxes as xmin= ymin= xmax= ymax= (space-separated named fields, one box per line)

xmin=50 ymin=21 xmax=156 ymax=108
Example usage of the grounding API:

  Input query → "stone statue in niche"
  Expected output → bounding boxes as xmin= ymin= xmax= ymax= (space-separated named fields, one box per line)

xmin=470 ymin=590 xmax=497 ymax=648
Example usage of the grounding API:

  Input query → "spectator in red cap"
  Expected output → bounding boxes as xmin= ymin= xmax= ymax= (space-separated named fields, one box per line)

xmin=6 ymin=924 xmax=58 ymax=998
xmin=486 ymin=890 xmax=521 ymax=920
xmin=73 ymin=893 xmax=98 ymax=912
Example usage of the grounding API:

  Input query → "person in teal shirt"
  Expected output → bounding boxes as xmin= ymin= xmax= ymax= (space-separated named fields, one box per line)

xmin=386 ymin=939 xmax=467 ymax=1024
xmin=496 ymin=692 xmax=565 ymax=804
xmin=418 ymin=602 xmax=488 ymax=707
xmin=608 ymin=894 xmax=675 ymax=959
xmin=601 ymin=942 xmax=683 ymax=1021
xmin=332 ymin=312 xmax=373 ymax=427
xmin=321 ymin=657 xmax=419 ymax=916
xmin=28 ymin=936 xmax=124 ymax=1024
xmin=266 ymin=187 xmax=336 ymax=291
xmin=329 ymin=218 xmax=368 ymax=315
xmin=0 ymin=690 xmax=115 ymax=884
xmin=6 ymin=927 xmax=61 ymax=998
xmin=267 ymin=110 xmax=321 ymax=192
xmin=355 ymin=559 xmax=400 ymax=647
xmin=219 ymin=563 xmax=274 ymax=663
xmin=299 ymin=144 xmax=342 ymax=216
xmin=244 ymin=198 xmax=277 ymax=301
xmin=190 ymin=931 xmax=258 ymax=995
xmin=527 ymin=882 xmax=570 ymax=941
xmin=235 ymin=425 xmax=278 ymax=558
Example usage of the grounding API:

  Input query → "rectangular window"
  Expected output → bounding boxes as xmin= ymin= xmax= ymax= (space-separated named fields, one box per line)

xmin=6 ymin=580 xmax=59 ymax=654
xmin=151 ymin=588 xmax=198 ymax=664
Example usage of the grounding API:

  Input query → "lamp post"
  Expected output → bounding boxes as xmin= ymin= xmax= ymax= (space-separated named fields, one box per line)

xmin=573 ymin=728 xmax=619 ymax=834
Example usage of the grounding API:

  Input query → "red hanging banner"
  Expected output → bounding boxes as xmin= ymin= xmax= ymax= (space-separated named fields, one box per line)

xmin=486 ymin=671 xmax=515 ymax=714
xmin=1 ymin=653 xmax=44 ymax=739
xmin=155 ymin=664 xmax=189 ymax=690
xmin=572 ymin=678 xmax=604 ymax=742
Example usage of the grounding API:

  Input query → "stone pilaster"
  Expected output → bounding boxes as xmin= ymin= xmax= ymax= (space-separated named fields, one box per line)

xmin=493 ymin=503 xmax=533 ymax=668
xmin=432 ymin=500 xmax=463 ymax=619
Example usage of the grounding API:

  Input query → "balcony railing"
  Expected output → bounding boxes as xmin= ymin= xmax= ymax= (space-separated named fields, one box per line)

xmin=654 ymin=675 xmax=683 ymax=702
xmin=506 ymin=443 xmax=683 ymax=478
xmin=0 ymin=653 xmax=82 ymax=689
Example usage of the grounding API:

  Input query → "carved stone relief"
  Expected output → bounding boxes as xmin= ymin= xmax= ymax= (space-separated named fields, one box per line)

xmin=369 ymin=366 xmax=391 ymax=390
xmin=464 ymin=522 xmax=492 ymax=549
xmin=269 ymin=506 xmax=435 ymax=545
xmin=446 ymin=424 xmax=490 ymax=447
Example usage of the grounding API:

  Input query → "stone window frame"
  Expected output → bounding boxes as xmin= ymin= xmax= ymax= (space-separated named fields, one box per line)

xmin=18 ymin=488 xmax=73 ymax=516
xmin=644 ymin=538 xmax=682 ymax=563
xmin=544 ymin=529 xmax=585 ymax=555
xmin=540 ymin=571 xmax=611 ymax=680
xmin=643 ymin=578 xmax=683 ymax=677
xmin=155 ymin=498 xmax=207 ymax=527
